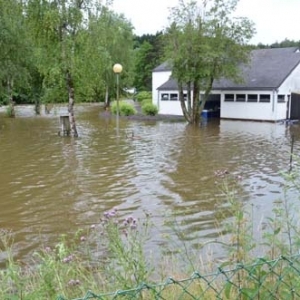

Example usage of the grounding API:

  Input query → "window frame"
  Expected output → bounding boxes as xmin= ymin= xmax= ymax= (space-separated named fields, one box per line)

xmin=247 ymin=94 xmax=258 ymax=103
xmin=224 ymin=94 xmax=235 ymax=102
xmin=161 ymin=93 xmax=169 ymax=101
xmin=277 ymin=94 xmax=285 ymax=103
xmin=170 ymin=93 xmax=178 ymax=101
xmin=259 ymin=94 xmax=271 ymax=103
xmin=236 ymin=94 xmax=246 ymax=102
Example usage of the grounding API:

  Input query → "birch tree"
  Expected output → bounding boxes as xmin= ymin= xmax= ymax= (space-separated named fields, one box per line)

xmin=0 ymin=0 xmax=31 ymax=117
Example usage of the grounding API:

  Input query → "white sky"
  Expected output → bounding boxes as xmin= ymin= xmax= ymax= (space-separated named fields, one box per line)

xmin=112 ymin=0 xmax=300 ymax=45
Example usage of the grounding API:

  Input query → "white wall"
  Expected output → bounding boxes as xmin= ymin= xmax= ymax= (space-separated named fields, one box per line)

xmin=152 ymin=71 xmax=172 ymax=107
xmin=280 ymin=63 xmax=300 ymax=94
xmin=158 ymin=91 xmax=183 ymax=115
xmin=152 ymin=63 xmax=300 ymax=121
xmin=220 ymin=91 xmax=286 ymax=121
xmin=278 ymin=63 xmax=300 ymax=119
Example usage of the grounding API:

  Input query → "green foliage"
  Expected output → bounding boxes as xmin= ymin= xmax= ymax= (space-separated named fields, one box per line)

xmin=0 ymin=210 xmax=154 ymax=299
xmin=142 ymin=102 xmax=158 ymax=116
xmin=135 ymin=91 xmax=152 ymax=102
xmin=0 ymin=0 xmax=32 ymax=104
xmin=5 ymin=104 xmax=15 ymax=117
xmin=141 ymin=98 xmax=152 ymax=106
xmin=164 ymin=0 xmax=255 ymax=124
xmin=133 ymin=35 xmax=164 ymax=91
xmin=96 ymin=210 xmax=153 ymax=289
xmin=111 ymin=101 xmax=136 ymax=116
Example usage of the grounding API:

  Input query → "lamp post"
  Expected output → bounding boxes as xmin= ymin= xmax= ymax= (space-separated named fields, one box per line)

xmin=113 ymin=63 xmax=123 ymax=136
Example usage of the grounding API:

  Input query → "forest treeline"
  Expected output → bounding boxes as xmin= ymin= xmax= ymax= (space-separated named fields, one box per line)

xmin=0 ymin=0 xmax=299 ymax=107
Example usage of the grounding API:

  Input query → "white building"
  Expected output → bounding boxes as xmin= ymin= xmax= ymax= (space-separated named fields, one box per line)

xmin=152 ymin=47 xmax=300 ymax=121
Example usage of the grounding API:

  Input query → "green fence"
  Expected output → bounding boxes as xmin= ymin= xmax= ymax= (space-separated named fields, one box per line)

xmin=57 ymin=255 xmax=300 ymax=300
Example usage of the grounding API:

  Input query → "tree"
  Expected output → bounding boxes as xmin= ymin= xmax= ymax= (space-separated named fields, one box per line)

xmin=82 ymin=7 xmax=134 ymax=107
xmin=26 ymin=0 xmax=134 ymax=126
xmin=133 ymin=32 xmax=164 ymax=91
xmin=0 ymin=0 xmax=32 ymax=116
xmin=164 ymin=0 xmax=255 ymax=125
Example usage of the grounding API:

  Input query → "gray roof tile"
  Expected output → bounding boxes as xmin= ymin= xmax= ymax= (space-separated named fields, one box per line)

xmin=156 ymin=47 xmax=300 ymax=91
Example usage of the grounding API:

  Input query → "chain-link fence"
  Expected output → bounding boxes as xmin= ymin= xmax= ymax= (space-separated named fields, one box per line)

xmin=57 ymin=254 xmax=300 ymax=300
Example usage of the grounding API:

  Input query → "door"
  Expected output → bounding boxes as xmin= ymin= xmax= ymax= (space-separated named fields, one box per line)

xmin=290 ymin=93 xmax=300 ymax=120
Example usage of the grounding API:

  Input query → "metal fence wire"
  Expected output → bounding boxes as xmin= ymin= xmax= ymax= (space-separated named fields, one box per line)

xmin=57 ymin=255 xmax=300 ymax=300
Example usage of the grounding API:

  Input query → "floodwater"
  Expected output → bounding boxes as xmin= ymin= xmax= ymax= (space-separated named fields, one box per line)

xmin=0 ymin=104 xmax=299 ymax=264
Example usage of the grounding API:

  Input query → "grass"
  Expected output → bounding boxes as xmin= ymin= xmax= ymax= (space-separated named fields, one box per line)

xmin=2 ymin=168 xmax=300 ymax=299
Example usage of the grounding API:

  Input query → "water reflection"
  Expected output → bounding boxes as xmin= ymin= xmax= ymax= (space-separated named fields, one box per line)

xmin=0 ymin=105 xmax=298 ymax=264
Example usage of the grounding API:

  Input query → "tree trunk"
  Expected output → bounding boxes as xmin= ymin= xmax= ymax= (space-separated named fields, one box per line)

xmin=35 ymin=99 xmax=41 ymax=115
xmin=191 ymin=82 xmax=200 ymax=125
xmin=104 ymin=85 xmax=109 ymax=110
xmin=198 ymin=76 xmax=215 ymax=123
xmin=7 ymin=79 xmax=15 ymax=118
xmin=178 ymin=82 xmax=192 ymax=123
xmin=66 ymin=70 xmax=78 ymax=137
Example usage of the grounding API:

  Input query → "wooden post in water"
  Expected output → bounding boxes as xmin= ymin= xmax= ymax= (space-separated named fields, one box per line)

xmin=59 ymin=115 xmax=71 ymax=136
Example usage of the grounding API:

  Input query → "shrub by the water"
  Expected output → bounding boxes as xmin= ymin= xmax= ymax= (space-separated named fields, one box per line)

xmin=111 ymin=101 xmax=136 ymax=116
xmin=142 ymin=102 xmax=159 ymax=116
xmin=135 ymin=91 xmax=152 ymax=102
xmin=141 ymin=98 xmax=152 ymax=107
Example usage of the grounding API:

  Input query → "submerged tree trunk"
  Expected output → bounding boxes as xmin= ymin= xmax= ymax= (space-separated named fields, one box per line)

xmin=66 ymin=70 xmax=78 ymax=137
xmin=178 ymin=80 xmax=202 ymax=125
xmin=7 ymin=79 xmax=15 ymax=118
xmin=104 ymin=85 xmax=109 ymax=110
xmin=35 ymin=99 xmax=41 ymax=115
xmin=192 ymin=82 xmax=200 ymax=125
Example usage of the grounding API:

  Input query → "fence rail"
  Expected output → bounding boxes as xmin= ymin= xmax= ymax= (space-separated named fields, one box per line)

xmin=57 ymin=254 xmax=300 ymax=300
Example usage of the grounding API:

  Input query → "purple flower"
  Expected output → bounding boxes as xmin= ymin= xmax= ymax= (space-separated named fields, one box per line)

xmin=104 ymin=208 xmax=118 ymax=219
xmin=62 ymin=254 xmax=74 ymax=263
xmin=68 ymin=279 xmax=81 ymax=286
xmin=130 ymin=224 xmax=137 ymax=230
xmin=44 ymin=247 xmax=52 ymax=253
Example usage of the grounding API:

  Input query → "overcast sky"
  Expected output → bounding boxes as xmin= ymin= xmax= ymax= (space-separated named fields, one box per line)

xmin=112 ymin=0 xmax=300 ymax=45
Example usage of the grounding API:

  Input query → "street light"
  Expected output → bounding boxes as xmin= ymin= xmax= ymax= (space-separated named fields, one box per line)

xmin=113 ymin=63 xmax=123 ymax=136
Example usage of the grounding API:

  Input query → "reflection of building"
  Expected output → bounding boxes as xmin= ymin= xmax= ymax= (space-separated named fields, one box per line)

xmin=152 ymin=47 xmax=300 ymax=121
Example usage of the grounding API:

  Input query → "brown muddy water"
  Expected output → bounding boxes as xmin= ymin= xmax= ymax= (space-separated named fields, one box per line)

xmin=0 ymin=104 xmax=299 ymax=265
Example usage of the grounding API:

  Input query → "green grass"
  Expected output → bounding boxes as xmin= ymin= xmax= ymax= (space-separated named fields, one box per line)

xmin=2 ymin=169 xmax=300 ymax=299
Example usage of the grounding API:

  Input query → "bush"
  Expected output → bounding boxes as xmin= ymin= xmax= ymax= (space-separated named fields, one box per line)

xmin=141 ymin=98 xmax=152 ymax=107
xmin=111 ymin=101 xmax=136 ymax=116
xmin=135 ymin=91 xmax=152 ymax=102
xmin=142 ymin=103 xmax=159 ymax=116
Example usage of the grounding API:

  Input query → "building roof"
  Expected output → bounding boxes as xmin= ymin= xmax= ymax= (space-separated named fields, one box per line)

xmin=153 ymin=61 xmax=172 ymax=72
xmin=156 ymin=47 xmax=300 ymax=91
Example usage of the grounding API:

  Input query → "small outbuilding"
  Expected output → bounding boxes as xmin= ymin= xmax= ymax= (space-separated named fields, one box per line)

xmin=152 ymin=47 xmax=300 ymax=121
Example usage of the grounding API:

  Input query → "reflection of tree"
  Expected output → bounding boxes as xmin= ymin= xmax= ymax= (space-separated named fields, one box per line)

xmin=162 ymin=122 xmax=236 ymax=249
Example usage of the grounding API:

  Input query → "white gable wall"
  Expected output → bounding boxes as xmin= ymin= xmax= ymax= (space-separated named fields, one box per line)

xmin=278 ymin=62 xmax=300 ymax=119
xmin=152 ymin=71 xmax=171 ymax=107
xmin=279 ymin=62 xmax=300 ymax=93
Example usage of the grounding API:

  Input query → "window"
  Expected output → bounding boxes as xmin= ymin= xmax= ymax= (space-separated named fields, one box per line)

xmin=170 ymin=93 xmax=178 ymax=101
xmin=259 ymin=94 xmax=271 ymax=103
xmin=161 ymin=93 xmax=169 ymax=101
xmin=278 ymin=94 xmax=285 ymax=103
xmin=248 ymin=94 xmax=258 ymax=102
xmin=224 ymin=94 xmax=234 ymax=102
xmin=183 ymin=94 xmax=187 ymax=101
xmin=236 ymin=94 xmax=246 ymax=102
